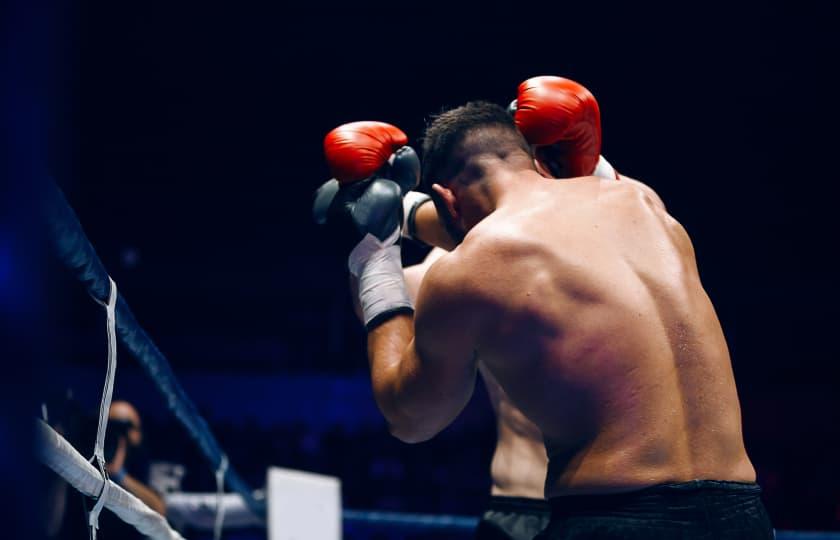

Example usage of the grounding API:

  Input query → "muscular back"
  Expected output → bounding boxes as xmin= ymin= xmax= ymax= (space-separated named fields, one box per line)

xmin=443 ymin=176 xmax=755 ymax=498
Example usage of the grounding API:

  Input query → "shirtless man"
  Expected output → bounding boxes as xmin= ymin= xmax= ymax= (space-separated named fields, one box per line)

xmin=401 ymin=77 xmax=622 ymax=540
xmin=317 ymin=99 xmax=772 ymax=537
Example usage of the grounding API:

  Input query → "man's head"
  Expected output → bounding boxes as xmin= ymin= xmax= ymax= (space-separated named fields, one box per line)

xmin=109 ymin=400 xmax=143 ymax=447
xmin=421 ymin=101 xmax=535 ymax=242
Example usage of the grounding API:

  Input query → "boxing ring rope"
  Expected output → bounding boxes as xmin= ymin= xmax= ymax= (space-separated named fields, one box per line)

xmin=162 ymin=491 xmax=840 ymax=539
xmin=342 ymin=509 xmax=480 ymax=530
xmin=43 ymin=181 xmax=265 ymax=519
xmin=165 ymin=492 xmax=481 ymax=532
xmin=36 ymin=419 xmax=186 ymax=540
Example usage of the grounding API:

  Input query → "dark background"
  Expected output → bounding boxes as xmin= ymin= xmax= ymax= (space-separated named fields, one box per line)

xmin=16 ymin=0 xmax=840 ymax=535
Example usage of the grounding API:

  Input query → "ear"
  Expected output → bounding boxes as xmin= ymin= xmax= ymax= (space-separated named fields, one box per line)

xmin=432 ymin=183 xmax=459 ymax=222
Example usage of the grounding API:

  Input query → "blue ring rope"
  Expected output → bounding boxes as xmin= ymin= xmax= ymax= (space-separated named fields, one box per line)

xmin=343 ymin=510 xmax=839 ymax=538
xmin=343 ymin=509 xmax=479 ymax=530
xmin=44 ymin=181 xmax=265 ymax=518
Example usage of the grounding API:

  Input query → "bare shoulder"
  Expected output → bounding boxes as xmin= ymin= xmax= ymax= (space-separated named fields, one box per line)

xmin=403 ymin=247 xmax=449 ymax=302
xmin=616 ymin=176 xmax=699 ymax=260
xmin=414 ymin=230 xmax=506 ymax=314
xmin=618 ymin=174 xmax=666 ymax=210
xmin=412 ymin=242 xmax=493 ymax=357
xmin=416 ymin=243 xmax=481 ymax=307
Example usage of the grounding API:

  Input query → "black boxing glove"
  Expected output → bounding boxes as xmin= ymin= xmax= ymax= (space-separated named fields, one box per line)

xmin=315 ymin=121 xmax=419 ymax=328
xmin=326 ymin=178 xmax=413 ymax=329
xmin=386 ymin=146 xmax=421 ymax=195
xmin=314 ymin=147 xmax=421 ymax=227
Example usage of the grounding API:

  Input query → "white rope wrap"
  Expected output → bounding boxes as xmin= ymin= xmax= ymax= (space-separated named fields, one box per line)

xmin=88 ymin=276 xmax=118 ymax=536
xmin=348 ymin=227 xmax=412 ymax=326
xmin=213 ymin=455 xmax=229 ymax=540
xmin=36 ymin=420 xmax=186 ymax=540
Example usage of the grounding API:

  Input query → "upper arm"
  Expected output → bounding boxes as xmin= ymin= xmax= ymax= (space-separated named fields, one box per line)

xmin=414 ymin=256 xmax=480 ymax=380
xmin=391 ymin=256 xmax=481 ymax=441
xmin=619 ymin=175 xmax=700 ymax=267
xmin=416 ymin=233 xmax=503 ymax=338
xmin=403 ymin=247 xmax=448 ymax=302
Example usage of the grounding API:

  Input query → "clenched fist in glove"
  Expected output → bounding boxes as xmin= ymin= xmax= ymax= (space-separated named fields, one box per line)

xmin=313 ymin=121 xmax=420 ymax=328
xmin=511 ymin=76 xmax=611 ymax=179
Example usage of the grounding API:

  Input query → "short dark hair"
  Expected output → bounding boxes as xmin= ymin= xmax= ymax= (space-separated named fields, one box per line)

xmin=421 ymin=100 xmax=531 ymax=192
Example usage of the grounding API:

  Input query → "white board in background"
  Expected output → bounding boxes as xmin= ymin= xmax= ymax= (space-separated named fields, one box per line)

xmin=267 ymin=467 xmax=341 ymax=540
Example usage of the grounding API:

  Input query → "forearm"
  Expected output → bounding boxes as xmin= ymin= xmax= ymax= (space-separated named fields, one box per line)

xmin=412 ymin=200 xmax=458 ymax=251
xmin=367 ymin=315 xmax=422 ymax=441
xmin=120 ymin=475 xmax=167 ymax=516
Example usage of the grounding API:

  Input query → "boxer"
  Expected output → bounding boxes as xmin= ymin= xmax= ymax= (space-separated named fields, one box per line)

xmin=403 ymin=77 xmax=619 ymax=540
xmin=317 ymin=100 xmax=773 ymax=538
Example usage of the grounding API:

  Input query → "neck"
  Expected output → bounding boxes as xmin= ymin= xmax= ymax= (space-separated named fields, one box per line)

xmin=456 ymin=157 xmax=543 ymax=230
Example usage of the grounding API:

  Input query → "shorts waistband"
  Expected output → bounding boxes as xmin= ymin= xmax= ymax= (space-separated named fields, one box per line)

xmin=640 ymin=480 xmax=760 ymax=493
xmin=549 ymin=481 xmax=762 ymax=519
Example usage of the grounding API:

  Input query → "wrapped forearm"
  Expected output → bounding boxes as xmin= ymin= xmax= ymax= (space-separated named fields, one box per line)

xmin=348 ymin=227 xmax=413 ymax=329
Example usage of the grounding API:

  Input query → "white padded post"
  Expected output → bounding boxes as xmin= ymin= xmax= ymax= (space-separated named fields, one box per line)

xmin=267 ymin=467 xmax=341 ymax=540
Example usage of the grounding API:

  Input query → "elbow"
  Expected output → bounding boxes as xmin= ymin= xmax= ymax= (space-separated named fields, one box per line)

xmin=377 ymin=393 xmax=466 ymax=444
xmin=374 ymin=383 xmax=459 ymax=444
xmin=374 ymin=392 xmax=440 ymax=443
xmin=387 ymin=418 xmax=442 ymax=444
xmin=389 ymin=424 xmax=435 ymax=444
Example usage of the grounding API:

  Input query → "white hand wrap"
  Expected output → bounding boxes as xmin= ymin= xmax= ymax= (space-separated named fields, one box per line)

xmin=348 ymin=226 xmax=413 ymax=328
xmin=593 ymin=155 xmax=619 ymax=180
xmin=402 ymin=191 xmax=432 ymax=241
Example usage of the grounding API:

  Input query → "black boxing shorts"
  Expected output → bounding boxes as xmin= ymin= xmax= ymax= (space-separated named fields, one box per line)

xmin=534 ymin=480 xmax=774 ymax=540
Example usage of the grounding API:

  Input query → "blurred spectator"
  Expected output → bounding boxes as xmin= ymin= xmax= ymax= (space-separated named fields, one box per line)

xmin=104 ymin=400 xmax=167 ymax=516
xmin=44 ymin=398 xmax=169 ymax=539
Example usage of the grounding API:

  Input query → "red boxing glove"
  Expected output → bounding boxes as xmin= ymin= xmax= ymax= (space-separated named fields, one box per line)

xmin=324 ymin=121 xmax=409 ymax=185
xmin=513 ymin=76 xmax=602 ymax=178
